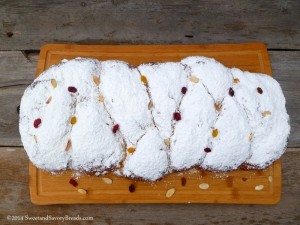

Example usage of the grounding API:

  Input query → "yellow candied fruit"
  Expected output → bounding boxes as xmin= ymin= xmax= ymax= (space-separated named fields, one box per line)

xmin=141 ymin=75 xmax=148 ymax=85
xmin=51 ymin=79 xmax=57 ymax=88
xmin=233 ymin=78 xmax=240 ymax=84
xmin=98 ymin=95 xmax=104 ymax=102
xmin=70 ymin=116 xmax=77 ymax=125
xmin=128 ymin=147 xmax=136 ymax=154
xmin=212 ymin=129 xmax=218 ymax=138
xmin=93 ymin=75 xmax=100 ymax=86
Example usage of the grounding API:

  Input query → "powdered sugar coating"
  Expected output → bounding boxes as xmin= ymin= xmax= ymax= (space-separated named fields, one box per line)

xmin=123 ymin=127 xmax=169 ymax=181
xmin=70 ymin=98 xmax=123 ymax=172
xmin=138 ymin=62 xmax=188 ymax=139
xmin=19 ymin=81 xmax=73 ymax=171
xmin=247 ymin=73 xmax=289 ymax=167
xmin=181 ymin=56 xmax=233 ymax=103
xmin=201 ymin=96 xmax=251 ymax=171
xmin=231 ymin=68 xmax=290 ymax=168
xmin=170 ymin=78 xmax=217 ymax=170
xmin=100 ymin=60 xmax=152 ymax=147
xmin=19 ymin=56 xmax=290 ymax=179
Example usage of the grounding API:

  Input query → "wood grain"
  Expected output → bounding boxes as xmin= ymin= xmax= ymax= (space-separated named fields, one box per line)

xmin=0 ymin=51 xmax=38 ymax=88
xmin=0 ymin=50 xmax=299 ymax=148
xmin=29 ymin=43 xmax=282 ymax=205
xmin=0 ymin=0 xmax=299 ymax=50
xmin=0 ymin=147 xmax=299 ymax=225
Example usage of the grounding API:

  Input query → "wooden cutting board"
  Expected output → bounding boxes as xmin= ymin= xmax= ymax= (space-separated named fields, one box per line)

xmin=30 ymin=43 xmax=281 ymax=205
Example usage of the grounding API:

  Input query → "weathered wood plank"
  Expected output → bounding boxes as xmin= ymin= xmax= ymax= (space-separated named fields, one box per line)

xmin=0 ymin=147 xmax=299 ymax=225
xmin=0 ymin=51 xmax=38 ymax=88
xmin=0 ymin=0 xmax=299 ymax=50
xmin=270 ymin=51 xmax=300 ymax=148
xmin=0 ymin=50 xmax=299 ymax=147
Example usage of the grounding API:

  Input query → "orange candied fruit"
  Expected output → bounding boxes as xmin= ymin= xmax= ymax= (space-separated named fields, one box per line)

xmin=212 ymin=129 xmax=218 ymax=138
xmin=70 ymin=116 xmax=77 ymax=125
xmin=128 ymin=147 xmax=136 ymax=154
xmin=140 ymin=75 xmax=148 ymax=85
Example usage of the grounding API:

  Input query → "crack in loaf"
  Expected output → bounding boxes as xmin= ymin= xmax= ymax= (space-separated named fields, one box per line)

xmin=18 ymin=57 xmax=290 ymax=181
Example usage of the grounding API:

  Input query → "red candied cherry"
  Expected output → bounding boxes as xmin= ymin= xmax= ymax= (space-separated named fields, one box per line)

xmin=33 ymin=118 xmax=42 ymax=128
xmin=68 ymin=86 xmax=77 ymax=93
xmin=69 ymin=178 xmax=78 ymax=187
xmin=129 ymin=184 xmax=135 ymax=193
xmin=204 ymin=147 xmax=212 ymax=153
xmin=229 ymin=87 xmax=234 ymax=96
xmin=181 ymin=87 xmax=187 ymax=94
xmin=173 ymin=112 xmax=181 ymax=121
xmin=112 ymin=124 xmax=119 ymax=133
xmin=257 ymin=87 xmax=263 ymax=94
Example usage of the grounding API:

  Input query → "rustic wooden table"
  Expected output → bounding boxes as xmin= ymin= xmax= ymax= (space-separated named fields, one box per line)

xmin=0 ymin=1 xmax=299 ymax=224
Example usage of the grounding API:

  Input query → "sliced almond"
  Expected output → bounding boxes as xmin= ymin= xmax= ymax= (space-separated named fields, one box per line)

xmin=93 ymin=75 xmax=100 ymax=86
xmin=51 ymin=79 xmax=57 ymax=88
xmin=65 ymin=139 xmax=72 ymax=151
xmin=189 ymin=76 xmax=199 ymax=83
xmin=214 ymin=102 xmax=222 ymax=112
xmin=77 ymin=188 xmax=87 ymax=194
xmin=166 ymin=188 xmax=175 ymax=198
xmin=199 ymin=183 xmax=209 ymax=190
xmin=262 ymin=111 xmax=272 ymax=117
xmin=148 ymin=101 xmax=153 ymax=110
xmin=164 ymin=138 xmax=170 ymax=147
xmin=255 ymin=185 xmax=264 ymax=191
xmin=141 ymin=75 xmax=148 ymax=85
xmin=98 ymin=95 xmax=104 ymax=102
xmin=268 ymin=176 xmax=273 ymax=183
xmin=248 ymin=133 xmax=254 ymax=142
xmin=102 ymin=177 xmax=113 ymax=184
xmin=233 ymin=78 xmax=240 ymax=84
xmin=46 ymin=96 xmax=52 ymax=104
xmin=127 ymin=147 xmax=136 ymax=154
xmin=33 ymin=135 xmax=38 ymax=143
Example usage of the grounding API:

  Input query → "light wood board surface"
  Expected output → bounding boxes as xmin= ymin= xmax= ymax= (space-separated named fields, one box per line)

xmin=30 ymin=43 xmax=281 ymax=205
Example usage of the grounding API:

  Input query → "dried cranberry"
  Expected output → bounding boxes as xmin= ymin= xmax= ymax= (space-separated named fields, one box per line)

xmin=68 ymin=86 xmax=77 ymax=93
xmin=112 ymin=124 xmax=119 ymax=133
xmin=181 ymin=87 xmax=187 ymax=94
xmin=257 ymin=87 xmax=263 ymax=94
xmin=229 ymin=87 xmax=234 ymax=96
xmin=33 ymin=118 xmax=42 ymax=128
xmin=173 ymin=112 xmax=181 ymax=121
xmin=204 ymin=147 xmax=211 ymax=153
xmin=181 ymin=177 xmax=187 ymax=186
xmin=69 ymin=178 xmax=78 ymax=187
xmin=129 ymin=184 xmax=135 ymax=193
